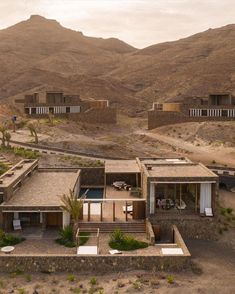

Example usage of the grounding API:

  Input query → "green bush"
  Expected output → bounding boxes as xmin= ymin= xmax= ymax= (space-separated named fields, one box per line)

xmin=55 ymin=226 xmax=75 ymax=248
xmin=0 ymin=230 xmax=25 ymax=247
xmin=109 ymin=229 xmax=148 ymax=251
xmin=55 ymin=226 xmax=90 ymax=247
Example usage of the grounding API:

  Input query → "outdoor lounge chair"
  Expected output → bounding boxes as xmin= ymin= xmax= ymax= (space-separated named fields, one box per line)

xmin=205 ymin=208 xmax=213 ymax=217
xmin=109 ymin=249 xmax=122 ymax=255
xmin=13 ymin=219 xmax=22 ymax=231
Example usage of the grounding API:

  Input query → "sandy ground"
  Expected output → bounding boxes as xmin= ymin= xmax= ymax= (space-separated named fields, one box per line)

xmin=6 ymin=118 xmax=235 ymax=167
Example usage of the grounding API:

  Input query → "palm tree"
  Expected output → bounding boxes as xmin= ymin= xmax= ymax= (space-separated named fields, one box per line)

xmin=5 ymin=132 xmax=11 ymax=148
xmin=27 ymin=123 xmax=38 ymax=144
xmin=60 ymin=189 xmax=83 ymax=240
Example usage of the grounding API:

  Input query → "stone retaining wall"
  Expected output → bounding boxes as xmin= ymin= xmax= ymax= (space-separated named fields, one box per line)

xmin=0 ymin=255 xmax=191 ymax=273
xmin=150 ymin=218 xmax=219 ymax=240
xmin=148 ymin=110 xmax=235 ymax=129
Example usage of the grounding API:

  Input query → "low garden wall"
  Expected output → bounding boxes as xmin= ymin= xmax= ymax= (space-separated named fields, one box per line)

xmin=0 ymin=255 xmax=191 ymax=273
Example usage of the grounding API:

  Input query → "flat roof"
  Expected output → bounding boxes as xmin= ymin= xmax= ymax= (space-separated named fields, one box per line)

xmin=146 ymin=163 xmax=217 ymax=179
xmin=0 ymin=160 xmax=37 ymax=188
xmin=3 ymin=171 xmax=79 ymax=207
xmin=141 ymin=158 xmax=192 ymax=165
xmin=105 ymin=160 xmax=140 ymax=174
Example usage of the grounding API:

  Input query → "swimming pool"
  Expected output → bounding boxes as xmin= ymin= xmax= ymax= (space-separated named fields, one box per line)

xmin=79 ymin=188 xmax=104 ymax=200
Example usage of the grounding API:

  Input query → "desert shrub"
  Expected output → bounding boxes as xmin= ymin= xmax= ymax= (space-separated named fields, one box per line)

xmin=167 ymin=275 xmax=174 ymax=284
xmin=0 ymin=230 xmax=25 ymax=247
xmin=90 ymin=277 xmax=97 ymax=285
xmin=25 ymin=274 xmax=31 ymax=282
xmin=67 ymin=274 xmax=75 ymax=282
xmin=109 ymin=229 xmax=148 ymax=251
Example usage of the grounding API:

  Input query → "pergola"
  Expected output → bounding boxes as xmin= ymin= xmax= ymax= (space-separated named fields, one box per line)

xmin=104 ymin=160 xmax=140 ymax=193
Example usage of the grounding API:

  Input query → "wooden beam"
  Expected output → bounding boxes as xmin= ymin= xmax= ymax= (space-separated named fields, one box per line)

xmin=113 ymin=201 xmax=115 ymax=222
xmin=104 ymin=173 xmax=107 ymax=199
xmin=100 ymin=202 xmax=103 ymax=222
xmin=88 ymin=202 xmax=91 ymax=221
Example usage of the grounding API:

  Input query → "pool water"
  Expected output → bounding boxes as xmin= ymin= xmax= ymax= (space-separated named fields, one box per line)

xmin=79 ymin=188 xmax=104 ymax=199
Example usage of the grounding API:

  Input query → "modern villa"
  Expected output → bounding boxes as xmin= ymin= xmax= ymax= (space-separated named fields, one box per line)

xmin=148 ymin=93 xmax=235 ymax=129
xmin=0 ymin=157 xmax=218 ymax=238
xmin=15 ymin=90 xmax=117 ymax=124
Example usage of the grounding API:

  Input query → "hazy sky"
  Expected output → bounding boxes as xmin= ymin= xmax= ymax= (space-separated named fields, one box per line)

xmin=0 ymin=0 xmax=234 ymax=48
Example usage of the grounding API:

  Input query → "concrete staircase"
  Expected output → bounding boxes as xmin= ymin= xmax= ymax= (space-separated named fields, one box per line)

xmin=78 ymin=222 xmax=146 ymax=233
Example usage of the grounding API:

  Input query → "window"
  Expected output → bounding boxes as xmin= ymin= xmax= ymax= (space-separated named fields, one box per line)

xmin=66 ymin=107 xmax=70 ymax=113
xmin=31 ymin=108 xmax=36 ymax=114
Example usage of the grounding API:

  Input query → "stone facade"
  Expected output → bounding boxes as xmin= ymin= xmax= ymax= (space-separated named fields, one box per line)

xmin=80 ymin=167 xmax=105 ymax=186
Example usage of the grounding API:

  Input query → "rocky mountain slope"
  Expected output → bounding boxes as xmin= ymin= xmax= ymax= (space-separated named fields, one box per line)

xmin=0 ymin=15 xmax=235 ymax=113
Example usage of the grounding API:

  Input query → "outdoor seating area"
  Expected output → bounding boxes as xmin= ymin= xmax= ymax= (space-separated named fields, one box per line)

xmin=112 ymin=181 xmax=132 ymax=191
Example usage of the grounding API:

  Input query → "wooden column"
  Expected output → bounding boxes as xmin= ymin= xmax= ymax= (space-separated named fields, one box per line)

xmin=136 ymin=173 xmax=139 ymax=187
xmin=88 ymin=202 xmax=91 ymax=221
xmin=195 ymin=184 xmax=198 ymax=212
xmin=104 ymin=173 xmax=107 ymax=199
xmin=100 ymin=202 xmax=103 ymax=222
xmin=113 ymin=201 xmax=115 ymax=222
xmin=125 ymin=201 xmax=128 ymax=222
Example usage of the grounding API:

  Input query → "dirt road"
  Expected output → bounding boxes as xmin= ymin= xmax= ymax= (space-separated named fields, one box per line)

xmin=137 ymin=129 xmax=235 ymax=166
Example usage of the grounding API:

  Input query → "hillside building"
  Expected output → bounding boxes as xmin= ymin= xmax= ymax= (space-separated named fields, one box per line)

xmin=148 ymin=93 xmax=235 ymax=129
xmin=15 ymin=91 xmax=116 ymax=124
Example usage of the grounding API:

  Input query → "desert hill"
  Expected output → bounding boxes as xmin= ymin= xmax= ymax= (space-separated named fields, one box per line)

xmin=0 ymin=15 xmax=235 ymax=113
xmin=111 ymin=24 xmax=235 ymax=104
